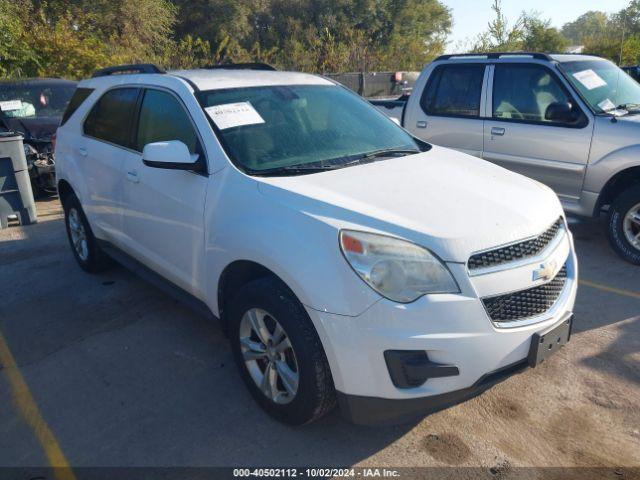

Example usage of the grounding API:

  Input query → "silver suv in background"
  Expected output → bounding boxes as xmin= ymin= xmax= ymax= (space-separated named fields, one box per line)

xmin=372 ymin=53 xmax=640 ymax=264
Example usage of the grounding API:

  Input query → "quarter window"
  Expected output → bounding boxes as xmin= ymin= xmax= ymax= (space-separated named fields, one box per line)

xmin=135 ymin=89 xmax=199 ymax=154
xmin=492 ymin=65 xmax=574 ymax=124
xmin=84 ymin=88 xmax=139 ymax=147
xmin=422 ymin=65 xmax=485 ymax=118
xmin=61 ymin=87 xmax=94 ymax=126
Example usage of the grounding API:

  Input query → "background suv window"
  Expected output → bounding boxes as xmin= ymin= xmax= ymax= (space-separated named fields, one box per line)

xmin=493 ymin=65 xmax=572 ymax=123
xmin=135 ymin=89 xmax=199 ymax=154
xmin=84 ymin=88 xmax=139 ymax=147
xmin=422 ymin=65 xmax=485 ymax=118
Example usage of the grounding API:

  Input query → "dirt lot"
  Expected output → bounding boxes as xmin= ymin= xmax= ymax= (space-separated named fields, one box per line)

xmin=0 ymin=198 xmax=639 ymax=478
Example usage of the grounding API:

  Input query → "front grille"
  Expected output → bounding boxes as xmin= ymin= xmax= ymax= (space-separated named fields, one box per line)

xmin=468 ymin=218 xmax=564 ymax=271
xmin=482 ymin=265 xmax=568 ymax=323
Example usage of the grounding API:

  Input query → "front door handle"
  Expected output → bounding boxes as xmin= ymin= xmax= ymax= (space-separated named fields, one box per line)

xmin=126 ymin=170 xmax=139 ymax=184
xmin=491 ymin=127 xmax=505 ymax=136
xmin=78 ymin=147 xmax=88 ymax=157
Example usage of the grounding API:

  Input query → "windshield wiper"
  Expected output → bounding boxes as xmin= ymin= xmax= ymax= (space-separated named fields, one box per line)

xmin=361 ymin=147 xmax=420 ymax=160
xmin=246 ymin=148 xmax=420 ymax=177
xmin=340 ymin=147 xmax=420 ymax=168
xmin=247 ymin=164 xmax=344 ymax=177
xmin=615 ymin=103 xmax=640 ymax=115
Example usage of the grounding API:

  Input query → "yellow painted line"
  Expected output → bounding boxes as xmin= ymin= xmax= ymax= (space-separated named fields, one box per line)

xmin=0 ymin=330 xmax=75 ymax=480
xmin=579 ymin=279 xmax=640 ymax=300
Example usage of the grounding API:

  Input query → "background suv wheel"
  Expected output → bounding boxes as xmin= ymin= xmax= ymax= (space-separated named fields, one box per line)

xmin=228 ymin=276 xmax=336 ymax=424
xmin=608 ymin=185 xmax=640 ymax=265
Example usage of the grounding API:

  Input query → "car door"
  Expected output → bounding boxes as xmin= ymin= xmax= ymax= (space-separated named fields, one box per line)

xmin=483 ymin=63 xmax=594 ymax=201
xmin=409 ymin=63 xmax=487 ymax=157
xmin=120 ymin=87 xmax=209 ymax=297
xmin=80 ymin=87 xmax=141 ymax=245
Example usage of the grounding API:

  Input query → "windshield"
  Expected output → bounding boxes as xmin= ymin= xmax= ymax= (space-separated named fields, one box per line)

xmin=560 ymin=59 xmax=640 ymax=114
xmin=0 ymin=83 xmax=76 ymax=120
xmin=200 ymin=85 xmax=420 ymax=175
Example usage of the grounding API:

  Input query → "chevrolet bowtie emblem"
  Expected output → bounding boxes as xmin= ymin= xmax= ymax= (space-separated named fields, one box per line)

xmin=532 ymin=260 xmax=558 ymax=282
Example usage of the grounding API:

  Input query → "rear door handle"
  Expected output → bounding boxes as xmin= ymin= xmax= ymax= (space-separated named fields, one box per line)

xmin=126 ymin=170 xmax=139 ymax=184
xmin=78 ymin=147 xmax=88 ymax=157
xmin=491 ymin=127 xmax=505 ymax=136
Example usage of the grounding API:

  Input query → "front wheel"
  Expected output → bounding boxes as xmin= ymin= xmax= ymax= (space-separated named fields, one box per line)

xmin=608 ymin=185 xmax=640 ymax=265
xmin=228 ymin=277 xmax=336 ymax=425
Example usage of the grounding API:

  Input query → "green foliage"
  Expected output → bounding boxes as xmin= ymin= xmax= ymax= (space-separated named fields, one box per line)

xmin=27 ymin=9 xmax=110 ymax=78
xmin=470 ymin=0 xmax=566 ymax=54
xmin=1 ymin=0 xmax=452 ymax=78
xmin=559 ymin=2 xmax=640 ymax=65
xmin=0 ymin=0 xmax=37 ymax=77
xmin=521 ymin=16 xmax=568 ymax=53
xmin=5 ymin=0 xmax=640 ymax=79
xmin=561 ymin=11 xmax=609 ymax=44
xmin=169 ymin=0 xmax=451 ymax=72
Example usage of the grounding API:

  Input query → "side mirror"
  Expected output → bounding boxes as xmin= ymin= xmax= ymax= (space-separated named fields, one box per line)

xmin=545 ymin=102 xmax=576 ymax=123
xmin=142 ymin=140 xmax=201 ymax=171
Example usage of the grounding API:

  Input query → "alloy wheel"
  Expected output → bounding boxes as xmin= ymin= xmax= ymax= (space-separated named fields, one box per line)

xmin=623 ymin=202 xmax=640 ymax=251
xmin=239 ymin=308 xmax=299 ymax=404
xmin=68 ymin=208 xmax=89 ymax=261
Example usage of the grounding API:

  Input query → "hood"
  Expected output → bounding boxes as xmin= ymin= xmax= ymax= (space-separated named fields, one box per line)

xmin=256 ymin=146 xmax=563 ymax=262
xmin=1 ymin=116 xmax=60 ymax=141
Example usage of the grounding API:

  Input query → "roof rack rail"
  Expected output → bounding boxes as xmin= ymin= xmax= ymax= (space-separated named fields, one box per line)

xmin=92 ymin=64 xmax=165 ymax=78
xmin=204 ymin=62 xmax=277 ymax=71
xmin=435 ymin=52 xmax=553 ymax=61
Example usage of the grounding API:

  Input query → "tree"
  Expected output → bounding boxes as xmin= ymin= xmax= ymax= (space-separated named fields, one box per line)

xmin=521 ymin=15 xmax=568 ymax=53
xmin=1 ymin=0 xmax=465 ymax=77
xmin=171 ymin=0 xmax=452 ymax=71
xmin=0 ymin=0 xmax=37 ymax=77
xmin=470 ymin=1 xmax=567 ymax=54
xmin=561 ymin=11 xmax=609 ymax=44
xmin=27 ymin=10 xmax=110 ymax=78
xmin=471 ymin=0 xmax=524 ymax=52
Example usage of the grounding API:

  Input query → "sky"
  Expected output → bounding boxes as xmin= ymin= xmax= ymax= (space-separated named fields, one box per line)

xmin=444 ymin=0 xmax=630 ymax=52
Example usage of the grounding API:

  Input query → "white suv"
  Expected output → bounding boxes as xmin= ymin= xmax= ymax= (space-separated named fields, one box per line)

xmin=55 ymin=63 xmax=578 ymax=425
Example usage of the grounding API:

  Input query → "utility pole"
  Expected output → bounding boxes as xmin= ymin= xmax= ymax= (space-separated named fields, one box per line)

xmin=619 ymin=19 xmax=626 ymax=65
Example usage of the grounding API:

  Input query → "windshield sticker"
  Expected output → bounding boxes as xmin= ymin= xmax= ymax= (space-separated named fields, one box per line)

xmin=205 ymin=102 xmax=265 ymax=130
xmin=0 ymin=100 xmax=22 ymax=112
xmin=572 ymin=69 xmax=607 ymax=90
xmin=598 ymin=99 xmax=616 ymax=112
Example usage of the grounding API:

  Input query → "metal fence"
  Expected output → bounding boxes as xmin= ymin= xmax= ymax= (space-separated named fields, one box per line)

xmin=324 ymin=71 xmax=419 ymax=98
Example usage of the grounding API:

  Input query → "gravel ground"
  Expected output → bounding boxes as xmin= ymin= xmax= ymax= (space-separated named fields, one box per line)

xmin=0 ymin=198 xmax=638 ymax=478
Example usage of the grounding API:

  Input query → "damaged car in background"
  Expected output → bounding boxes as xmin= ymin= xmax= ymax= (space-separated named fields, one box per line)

xmin=0 ymin=78 xmax=77 ymax=196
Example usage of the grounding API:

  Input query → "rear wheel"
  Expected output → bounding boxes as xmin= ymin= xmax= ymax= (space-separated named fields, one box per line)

xmin=63 ymin=194 xmax=112 ymax=273
xmin=228 ymin=277 xmax=336 ymax=424
xmin=608 ymin=185 xmax=640 ymax=265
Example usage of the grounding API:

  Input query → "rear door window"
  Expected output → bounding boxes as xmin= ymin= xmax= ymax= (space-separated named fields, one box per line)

xmin=84 ymin=88 xmax=140 ymax=147
xmin=421 ymin=65 xmax=485 ymax=118
xmin=135 ymin=89 xmax=200 ymax=154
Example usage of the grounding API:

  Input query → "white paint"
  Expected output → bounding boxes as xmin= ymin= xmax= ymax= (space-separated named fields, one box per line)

xmin=55 ymin=69 xmax=577 ymax=412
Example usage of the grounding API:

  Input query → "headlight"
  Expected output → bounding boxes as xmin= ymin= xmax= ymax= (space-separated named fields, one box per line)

xmin=339 ymin=230 xmax=459 ymax=303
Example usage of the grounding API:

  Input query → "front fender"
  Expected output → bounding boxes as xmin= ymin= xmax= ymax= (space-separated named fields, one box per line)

xmin=203 ymin=169 xmax=381 ymax=318
xmin=584 ymin=144 xmax=640 ymax=193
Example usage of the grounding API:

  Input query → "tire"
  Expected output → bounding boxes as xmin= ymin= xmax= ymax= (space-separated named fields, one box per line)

xmin=228 ymin=276 xmax=336 ymax=425
xmin=62 ymin=194 xmax=113 ymax=273
xmin=607 ymin=185 xmax=640 ymax=265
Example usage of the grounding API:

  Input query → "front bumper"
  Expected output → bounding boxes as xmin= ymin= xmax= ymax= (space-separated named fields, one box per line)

xmin=337 ymin=359 xmax=529 ymax=426
xmin=307 ymin=230 xmax=578 ymax=425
